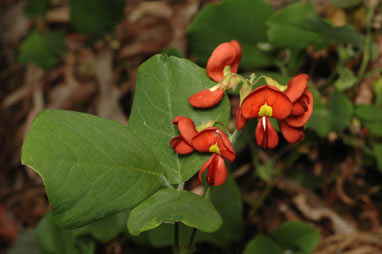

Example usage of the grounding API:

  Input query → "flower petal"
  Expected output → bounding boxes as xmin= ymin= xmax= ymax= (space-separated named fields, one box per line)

xmin=172 ymin=116 xmax=197 ymax=145
xmin=285 ymin=90 xmax=314 ymax=127
xmin=279 ymin=120 xmax=305 ymax=144
xmin=170 ymin=136 xmax=194 ymax=154
xmin=255 ymin=117 xmax=279 ymax=149
xmin=217 ymin=133 xmax=236 ymax=162
xmin=235 ymin=105 xmax=247 ymax=131
xmin=192 ymin=127 xmax=219 ymax=152
xmin=198 ymin=154 xmax=215 ymax=182
xmin=188 ymin=88 xmax=224 ymax=108
xmin=230 ymin=40 xmax=242 ymax=74
xmin=209 ymin=155 xmax=227 ymax=186
xmin=241 ymin=85 xmax=292 ymax=119
xmin=284 ymin=74 xmax=309 ymax=103
xmin=206 ymin=40 xmax=242 ymax=82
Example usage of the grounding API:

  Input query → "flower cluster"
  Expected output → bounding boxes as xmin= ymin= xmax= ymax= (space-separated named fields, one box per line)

xmin=170 ymin=40 xmax=313 ymax=186
xmin=170 ymin=117 xmax=235 ymax=186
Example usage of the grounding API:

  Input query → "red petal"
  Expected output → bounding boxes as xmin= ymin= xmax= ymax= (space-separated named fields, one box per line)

xmin=170 ymin=136 xmax=194 ymax=154
xmin=285 ymin=90 xmax=314 ymax=127
xmin=291 ymin=101 xmax=306 ymax=115
xmin=217 ymin=133 xmax=236 ymax=162
xmin=192 ymin=127 xmax=219 ymax=152
xmin=209 ymin=155 xmax=227 ymax=186
xmin=230 ymin=40 xmax=242 ymax=74
xmin=241 ymin=85 xmax=292 ymax=119
xmin=172 ymin=116 xmax=197 ymax=145
xmin=255 ymin=117 xmax=279 ymax=149
xmin=206 ymin=41 xmax=242 ymax=82
xmin=192 ymin=127 xmax=235 ymax=161
xmin=188 ymin=88 xmax=224 ymax=108
xmin=235 ymin=105 xmax=247 ymax=131
xmin=198 ymin=154 xmax=215 ymax=182
xmin=279 ymin=120 xmax=305 ymax=144
xmin=284 ymin=74 xmax=309 ymax=103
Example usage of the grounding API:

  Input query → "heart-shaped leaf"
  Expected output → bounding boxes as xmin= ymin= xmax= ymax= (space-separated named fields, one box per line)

xmin=22 ymin=110 xmax=163 ymax=228
xmin=187 ymin=0 xmax=275 ymax=69
xmin=128 ymin=54 xmax=230 ymax=184
xmin=127 ymin=188 xmax=222 ymax=235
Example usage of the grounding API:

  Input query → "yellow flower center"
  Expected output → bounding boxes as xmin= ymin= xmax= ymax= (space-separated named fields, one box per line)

xmin=209 ymin=142 xmax=221 ymax=154
xmin=258 ymin=103 xmax=273 ymax=117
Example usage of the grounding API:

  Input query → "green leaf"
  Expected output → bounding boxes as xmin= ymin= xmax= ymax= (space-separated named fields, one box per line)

xmin=22 ymin=110 xmax=162 ymax=228
xmin=306 ymin=86 xmax=330 ymax=137
xmin=332 ymin=0 xmax=363 ymax=8
xmin=334 ymin=68 xmax=357 ymax=91
xmin=127 ymin=188 xmax=222 ymax=235
xmin=196 ymin=174 xmax=243 ymax=245
xmin=128 ymin=54 xmax=230 ymax=184
xmin=145 ymin=174 xmax=242 ymax=247
xmin=19 ymin=30 xmax=65 ymax=68
xmin=244 ymin=221 xmax=320 ymax=254
xmin=70 ymin=0 xmax=125 ymax=37
xmin=187 ymin=0 xmax=275 ymax=69
xmin=7 ymin=229 xmax=42 ymax=254
xmin=243 ymin=235 xmax=284 ymax=254
xmin=268 ymin=2 xmax=364 ymax=49
xmin=267 ymin=2 xmax=329 ymax=50
xmin=36 ymin=213 xmax=78 ymax=254
xmin=24 ymin=0 xmax=50 ymax=18
xmin=73 ymin=211 xmax=128 ymax=242
xmin=271 ymin=221 xmax=320 ymax=253
xmin=354 ymin=105 xmax=382 ymax=136
xmin=372 ymin=143 xmax=382 ymax=172
xmin=329 ymin=89 xmax=353 ymax=132
xmin=373 ymin=77 xmax=382 ymax=107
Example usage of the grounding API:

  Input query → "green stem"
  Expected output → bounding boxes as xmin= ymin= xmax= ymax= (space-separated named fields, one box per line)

xmin=174 ymin=222 xmax=180 ymax=253
xmin=187 ymin=186 xmax=213 ymax=250
xmin=357 ymin=0 xmax=377 ymax=80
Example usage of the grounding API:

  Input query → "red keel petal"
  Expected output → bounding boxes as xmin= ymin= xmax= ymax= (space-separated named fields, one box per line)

xmin=255 ymin=117 xmax=279 ymax=149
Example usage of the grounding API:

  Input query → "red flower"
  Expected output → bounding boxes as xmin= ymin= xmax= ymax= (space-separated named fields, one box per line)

xmin=238 ymin=85 xmax=292 ymax=149
xmin=189 ymin=40 xmax=242 ymax=108
xmin=192 ymin=127 xmax=235 ymax=186
xmin=279 ymin=74 xmax=314 ymax=144
xmin=170 ymin=116 xmax=197 ymax=154
xmin=169 ymin=116 xmax=236 ymax=186
xmin=206 ymin=40 xmax=242 ymax=82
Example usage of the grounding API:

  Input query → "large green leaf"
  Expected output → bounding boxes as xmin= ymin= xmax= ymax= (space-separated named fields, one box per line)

xmin=306 ymin=86 xmax=330 ymax=137
xmin=7 ymin=229 xmax=42 ymax=254
xmin=267 ymin=2 xmax=364 ymax=50
xmin=22 ymin=110 xmax=162 ymax=228
xmin=128 ymin=54 xmax=230 ymax=184
xmin=127 ymin=188 xmax=222 ymax=235
xmin=70 ymin=0 xmax=125 ymax=37
xmin=329 ymin=89 xmax=353 ymax=132
xmin=187 ymin=0 xmax=275 ymax=69
xmin=19 ymin=30 xmax=65 ymax=69
xmin=372 ymin=143 xmax=382 ymax=172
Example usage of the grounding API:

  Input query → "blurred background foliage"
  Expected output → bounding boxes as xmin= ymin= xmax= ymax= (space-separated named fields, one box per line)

xmin=0 ymin=0 xmax=381 ymax=253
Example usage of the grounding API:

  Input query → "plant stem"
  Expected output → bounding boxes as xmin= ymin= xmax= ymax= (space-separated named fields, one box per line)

xmin=357 ymin=0 xmax=377 ymax=81
xmin=187 ymin=186 xmax=213 ymax=250
xmin=174 ymin=222 xmax=180 ymax=253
